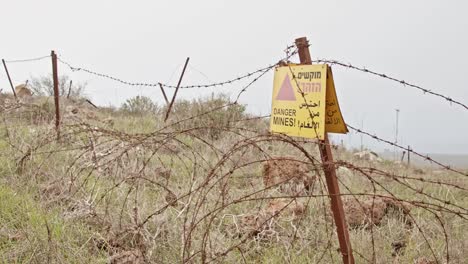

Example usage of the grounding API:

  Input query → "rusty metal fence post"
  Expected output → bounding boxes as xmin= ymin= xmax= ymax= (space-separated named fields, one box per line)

xmin=158 ymin=83 xmax=170 ymax=105
xmin=67 ymin=80 xmax=73 ymax=99
xmin=51 ymin=50 xmax=60 ymax=139
xmin=408 ymin=145 xmax=411 ymax=166
xmin=295 ymin=37 xmax=355 ymax=264
xmin=164 ymin=57 xmax=190 ymax=122
xmin=2 ymin=59 xmax=17 ymax=99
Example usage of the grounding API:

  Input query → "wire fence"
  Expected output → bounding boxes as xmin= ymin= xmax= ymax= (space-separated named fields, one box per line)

xmin=314 ymin=59 xmax=468 ymax=111
xmin=57 ymin=54 xmax=292 ymax=90
xmin=0 ymin=45 xmax=467 ymax=263
xmin=3 ymin=55 xmax=50 ymax=63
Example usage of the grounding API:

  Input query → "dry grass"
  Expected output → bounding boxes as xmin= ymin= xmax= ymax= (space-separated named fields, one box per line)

xmin=0 ymin=94 xmax=466 ymax=263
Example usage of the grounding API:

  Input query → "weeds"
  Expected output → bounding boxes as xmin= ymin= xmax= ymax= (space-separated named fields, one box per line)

xmin=0 ymin=94 xmax=466 ymax=263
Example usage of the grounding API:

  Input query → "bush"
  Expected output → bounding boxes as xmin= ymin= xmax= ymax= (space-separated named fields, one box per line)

xmin=29 ymin=74 xmax=86 ymax=98
xmin=121 ymin=96 xmax=158 ymax=115
xmin=168 ymin=94 xmax=248 ymax=140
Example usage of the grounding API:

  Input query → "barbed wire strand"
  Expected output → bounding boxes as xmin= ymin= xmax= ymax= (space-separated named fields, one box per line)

xmin=347 ymin=124 xmax=468 ymax=177
xmin=4 ymin=55 xmax=51 ymax=63
xmin=219 ymin=111 xmax=468 ymax=179
xmin=2 ymin=98 xmax=465 ymax=263
xmin=57 ymin=48 xmax=298 ymax=90
xmin=315 ymin=59 xmax=468 ymax=111
xmin=2 ymin=45 xmax=465 ymax=263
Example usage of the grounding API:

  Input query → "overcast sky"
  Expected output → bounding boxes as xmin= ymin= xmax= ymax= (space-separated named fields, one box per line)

xmin=1 ymin=0 xmax=467 ymax=154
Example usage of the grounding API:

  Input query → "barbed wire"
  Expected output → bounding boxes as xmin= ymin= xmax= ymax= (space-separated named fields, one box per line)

xmin=347 ymin=123 xmax=468 ymax=177
xmin=337 ymin=161 xmax=468 ymax=192
xmin=162 ymin=64 xmax=277 ymax=89
xmin=336 ymin=160 xmax=468 ymax=214
xmin=2 ymin=97 xmax=465 ymax=263
xmin=2 ymin=44 xmax=466 ymax=263
xmin=3 ymin=55 xmax=51 ymax=63
xmin=315 ymin=59 xmax=468 ymax=111
xmin=57 ymin=57 xmax=160 ymax=87
xmin=211 ymin=111 xmax=467 ymax=180
xmin=4 ymin=53 xmax=467 ymax=112
xmin=163 ymin=45 xmax=297 ymax=89
xmin=8 ymin=53 xmax=464 ymax=180
xmin=57 ymin=49 xmax=298 ymax=90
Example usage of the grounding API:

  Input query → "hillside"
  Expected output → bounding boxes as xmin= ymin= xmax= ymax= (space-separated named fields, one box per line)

xmin=0 ymin=94 xmax=466 ymax=264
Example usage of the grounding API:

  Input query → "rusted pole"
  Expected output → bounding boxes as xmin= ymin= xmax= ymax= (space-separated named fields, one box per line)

xmin=295 ymin=37 xmax=355 ymax=264
xmin=159 ymin=83 xmax=169 ymax=105
xmin=67 ymin=80 xmax=73 ymax=99
xmin=164 ymin=57 xmax=190 ymax=122
xmin=407 ymin=145 xmax=411 ymax=166
xmin=2 ymin=59 xmax=17 ymax=99
xmin=51 ymin=50 xmax=60 ymax=139
xmin=85 ymin=99 xmax=98 ymax=109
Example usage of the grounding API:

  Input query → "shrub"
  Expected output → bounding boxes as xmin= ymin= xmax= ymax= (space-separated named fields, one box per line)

xmin=121 ymin=95 xmax=158 ymax=115
xmin=29 ymin=74 xmax=86 ymax=98
xmin=168 ymin=94 xmax=248 ymax=140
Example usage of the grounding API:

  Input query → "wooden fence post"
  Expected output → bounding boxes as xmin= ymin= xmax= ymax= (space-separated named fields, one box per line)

xmin=295 ymin=37 xmax=355 ymax=264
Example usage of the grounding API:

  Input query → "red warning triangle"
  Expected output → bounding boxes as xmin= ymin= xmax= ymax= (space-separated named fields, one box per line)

xmin=276 ymin=74 xmax=296 ymax=101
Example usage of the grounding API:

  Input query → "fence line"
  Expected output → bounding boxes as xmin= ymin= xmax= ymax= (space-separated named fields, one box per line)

xmin=315 ymin=59 xmax=468 ymax=111
xmin=2 ymin=51 xmax=465 ymax=177
xmin=1 ymin=45 xmax=466 ymax=263
xmin=57 ymin=49 xmax=297 ymax=90
xmin=347 ymin=124 xmax=468 ymax=177
xmin=5 ymin=53 xmax=466 ymax=112
xmin=3 ymin=55 xmax=51 ymax=63
xmin=1 ymin=90 xmax=466 ymax=263
xmin=220 ymin=110 xmax=468 ymax=179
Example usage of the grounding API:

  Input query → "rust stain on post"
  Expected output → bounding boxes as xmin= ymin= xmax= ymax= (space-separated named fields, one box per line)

xmin=295 ymin=36 xmax=355 ymax=264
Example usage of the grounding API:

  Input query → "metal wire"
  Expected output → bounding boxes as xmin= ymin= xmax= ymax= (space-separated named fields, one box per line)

xmin=347 ymin=123 xmax=468 ymax=177
xmin=315 ymin=59 xmax=468 ymax=111
xmin=2 ymin=44 xmax=466 ymax=263
xmin=57 ymin=50 xmax=298 ymax=90
xmin=4 ymin=55 xmax=51 ymax=63
xmin=162 ymin=64 xmax=277 ymax=89
xmin=58 ymin=57 xmax=159 ymax=87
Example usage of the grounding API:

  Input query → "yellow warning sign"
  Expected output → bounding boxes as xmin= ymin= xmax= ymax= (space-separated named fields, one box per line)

xmin=325 ymin=67 xmax=348 ymax=134
xmin=270 ymin=64 xmax=347 ymax=139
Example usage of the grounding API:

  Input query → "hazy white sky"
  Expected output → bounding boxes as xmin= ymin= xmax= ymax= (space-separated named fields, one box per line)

xmin=1 ymin=0 xmax=467 ymax=154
